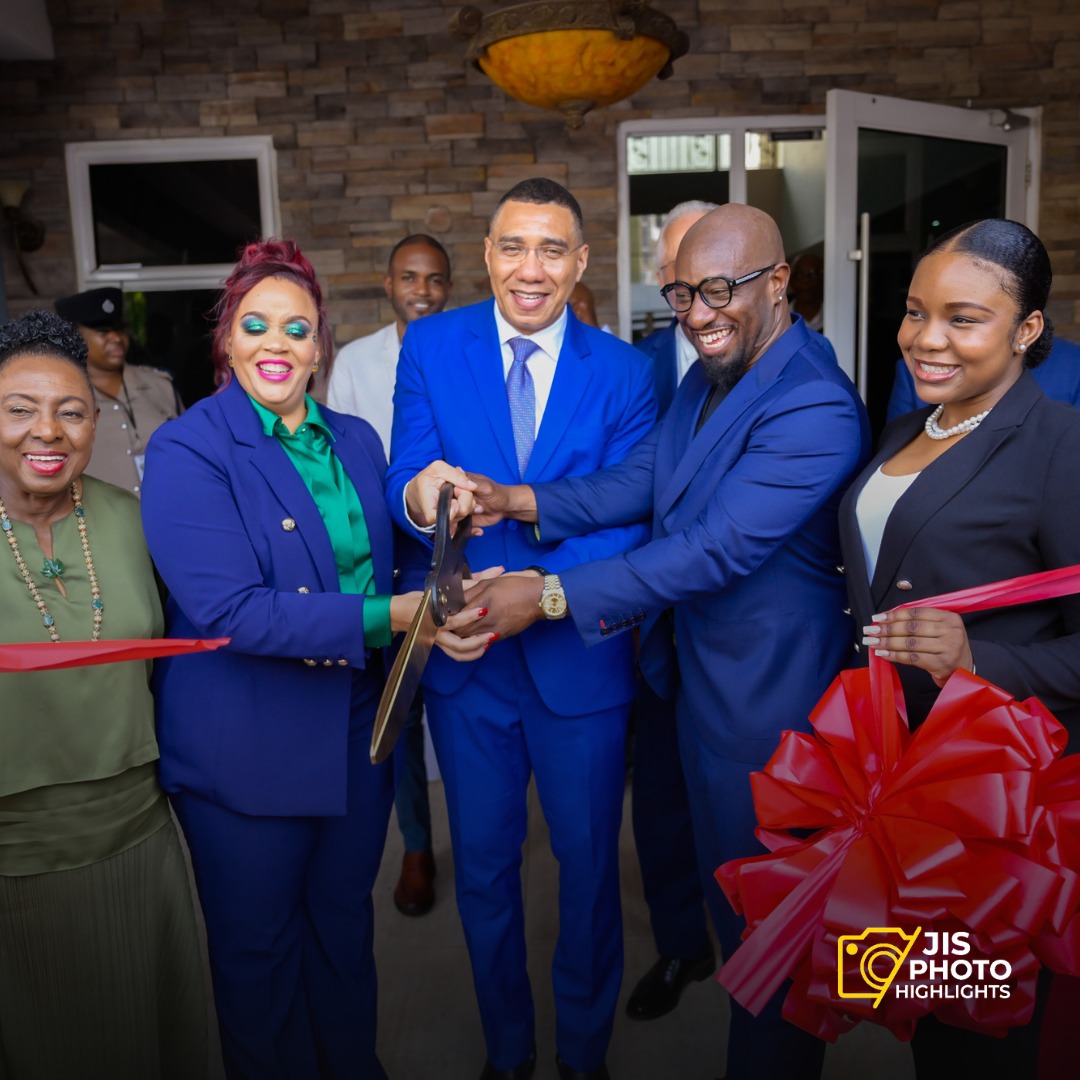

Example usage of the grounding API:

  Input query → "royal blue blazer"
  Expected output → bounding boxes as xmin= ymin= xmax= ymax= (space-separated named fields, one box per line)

xmin=385 ymin=299 xmax=657 ymax=716
xmin=141 ymin=377 xmax=396 ymax=817
xmin=636 ymin=315 xmax=840 ymax=420
xmin=533 ymin=317 xmax=872 ymax=763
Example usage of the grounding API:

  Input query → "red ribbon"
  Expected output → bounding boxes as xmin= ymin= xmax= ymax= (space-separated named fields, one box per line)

xmin=715 ymin=565 xmax=1080 ymax=1041
xmin=0 ymin=638 xmax=230 ymax=673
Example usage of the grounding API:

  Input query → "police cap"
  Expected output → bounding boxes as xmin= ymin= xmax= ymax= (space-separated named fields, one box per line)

xmin=55 ymin=287 xmax=125 ymax=330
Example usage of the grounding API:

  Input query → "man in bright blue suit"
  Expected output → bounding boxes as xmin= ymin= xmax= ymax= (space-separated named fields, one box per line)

xmin=886 ymin=336 xmax=1080 ymax=420
xmin=451 ymin=204 xmax=872 ymax=1080
xmin=385 ymin=178 xmax=656 ymax=1080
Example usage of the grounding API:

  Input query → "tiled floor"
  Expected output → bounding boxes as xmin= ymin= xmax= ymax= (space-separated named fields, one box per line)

xmin=372 ymin=779 xmax=916 ymax=1080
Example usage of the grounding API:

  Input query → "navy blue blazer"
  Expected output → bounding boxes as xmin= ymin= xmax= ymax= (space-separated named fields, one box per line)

xmin=141 ymin=378 xmax=396 ymax=817
xmin=534 ymin=317 xmax=872 ymax=763
xmin=840 ymin=371 xmax=1080 ymax=734
xmin=635 ymin=320 xmax=680 ymax=418
xmin=386 ymin=299 xmax=657 ymax=716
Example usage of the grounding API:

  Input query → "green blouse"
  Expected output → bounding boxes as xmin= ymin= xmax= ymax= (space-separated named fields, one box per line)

xmin=249 ymin=395 xmax=392 ymax=647
xmin=0 ymin=476 xmax=169 ymax=875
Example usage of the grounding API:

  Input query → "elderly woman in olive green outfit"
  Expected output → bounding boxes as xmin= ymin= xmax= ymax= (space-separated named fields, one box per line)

xmin=0 ymin=311 xmax=207 ymax=1079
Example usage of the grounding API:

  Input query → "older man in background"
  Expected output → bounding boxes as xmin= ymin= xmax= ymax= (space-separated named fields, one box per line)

xmin=634 ymin=201 xmax=719 ymax=416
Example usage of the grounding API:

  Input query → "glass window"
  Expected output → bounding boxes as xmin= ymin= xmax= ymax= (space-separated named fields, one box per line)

xmin=627 ymin=133 xmax=732 ymax=341
xmin=89 ymin=160 xmax=262 ymax=268
xmin=66 ymin=136 xmax=280 ymax=291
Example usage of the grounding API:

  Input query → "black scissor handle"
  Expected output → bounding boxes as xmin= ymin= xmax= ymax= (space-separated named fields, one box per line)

xmin=426 ymin=481 xmax=472 ymax=627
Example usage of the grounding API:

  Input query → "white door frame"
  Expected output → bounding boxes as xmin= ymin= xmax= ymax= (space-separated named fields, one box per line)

xmin=65 ymin=135 xmax=281 ymax=292
xmin=823 ymin=89 xmax=1041 ymax=384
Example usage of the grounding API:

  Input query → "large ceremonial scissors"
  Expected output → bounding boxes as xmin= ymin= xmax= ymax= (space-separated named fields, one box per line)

xmin=370 ymin=482 xmax=471 ymax=763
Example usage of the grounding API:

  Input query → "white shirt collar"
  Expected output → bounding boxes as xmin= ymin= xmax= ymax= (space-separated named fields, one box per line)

xmin=492 ymin=302 xmax=569 ymax=364
xmin=675 ymin=321 xmax=699 ymax=384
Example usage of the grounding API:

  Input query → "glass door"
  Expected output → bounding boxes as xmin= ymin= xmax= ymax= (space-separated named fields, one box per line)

xmin=616 ymin=115 xmax=827 ymax=341
xmin=824 ymin=90 xmax=1037 ymax=433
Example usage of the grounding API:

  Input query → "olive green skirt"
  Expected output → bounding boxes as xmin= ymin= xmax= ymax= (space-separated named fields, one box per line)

xmin=0 ymin=819 xmax=208 ymax=1080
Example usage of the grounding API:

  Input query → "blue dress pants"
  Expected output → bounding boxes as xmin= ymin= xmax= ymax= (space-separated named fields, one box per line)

xmin=677 ymin=711 xmax=827 ymax=1080
xmin=424 ymin=638 xmax=628 ymax=1072
xmin=172 ymin=677 xmax=394 ymax=1080
xmin=392 ymin=688 xmax=432 ymax=853
xmin=631 ymin=679 xmax=711 ymax=960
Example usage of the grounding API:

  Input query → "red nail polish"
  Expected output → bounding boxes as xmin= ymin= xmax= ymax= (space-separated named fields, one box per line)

xmin=489 ymin=633 xmax=500 ymax=643
xmin=477 ymin=607 xmax=488 ymax=618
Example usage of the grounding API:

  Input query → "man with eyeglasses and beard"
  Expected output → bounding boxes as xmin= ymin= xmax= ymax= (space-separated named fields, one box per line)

xmin=386 ymin=178 xmax=656 ymax=1080
xmin=441 ymin=204 xmax=872 ymax=1080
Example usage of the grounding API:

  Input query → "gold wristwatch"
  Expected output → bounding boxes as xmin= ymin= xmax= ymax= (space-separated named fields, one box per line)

xmin=539 ymin=574 xmax=568 ymax=620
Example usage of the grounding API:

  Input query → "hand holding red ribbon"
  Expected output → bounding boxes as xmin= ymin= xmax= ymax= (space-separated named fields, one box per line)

xmin=715 ymin=565 xmax=1080 ymax=1042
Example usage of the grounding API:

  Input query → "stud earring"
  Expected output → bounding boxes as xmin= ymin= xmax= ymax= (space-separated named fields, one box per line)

xmin=1019 ymin=343 xmax=1027 ymax=352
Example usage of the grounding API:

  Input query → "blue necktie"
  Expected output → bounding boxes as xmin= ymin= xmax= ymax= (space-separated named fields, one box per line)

xmin=506 ymin=336 xmax=539 ymax=479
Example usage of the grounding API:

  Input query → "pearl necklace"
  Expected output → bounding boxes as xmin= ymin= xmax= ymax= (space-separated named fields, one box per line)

xmin=0 ymin=480 xmax=104 ymax=642
xmin=924 ymin=403 xmax=992 ymax=441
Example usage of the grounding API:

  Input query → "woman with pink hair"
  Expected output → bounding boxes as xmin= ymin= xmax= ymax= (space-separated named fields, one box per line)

xmin=142 ymin=239 xmax=436 ymax=1079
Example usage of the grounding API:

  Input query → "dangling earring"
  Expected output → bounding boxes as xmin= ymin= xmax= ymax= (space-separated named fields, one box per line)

xmin=312 ymin=331 xmax=318 ymax=344
xmin=312 ymin=362 xmax=319 ymax=373
xmin=228 ymin=354 xmax=235 ymax=368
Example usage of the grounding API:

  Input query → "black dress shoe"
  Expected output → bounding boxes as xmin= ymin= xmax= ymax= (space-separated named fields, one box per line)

xmin=479 ymin=1051 xmax=536 ymax=1080
xmin=555 ymin=1057 xmax=611 ymax=1080
xmin=625 ymin=947 xmax=716 ymax=1020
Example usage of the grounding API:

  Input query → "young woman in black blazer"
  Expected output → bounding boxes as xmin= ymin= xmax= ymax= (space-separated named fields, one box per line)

xmin=839 ymin=219 xmax=1080 ymax=1078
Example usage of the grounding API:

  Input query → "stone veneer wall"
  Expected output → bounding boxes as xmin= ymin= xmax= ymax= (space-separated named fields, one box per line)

xmin=1 ymin=0 xmax=1078 ymax=345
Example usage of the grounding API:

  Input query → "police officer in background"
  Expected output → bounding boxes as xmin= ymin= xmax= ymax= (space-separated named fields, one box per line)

xmin=55 ymin=287 xmax=182 ymax=497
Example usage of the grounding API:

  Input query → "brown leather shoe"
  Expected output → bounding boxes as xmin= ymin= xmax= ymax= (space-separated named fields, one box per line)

xmin=393 ymin=849 xmax=435 ymax=916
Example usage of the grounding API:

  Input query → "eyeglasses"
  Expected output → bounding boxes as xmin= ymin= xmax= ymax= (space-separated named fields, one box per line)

xmin=660 ymin=265 xmax=776 ymax=313
xmin=491 ymin=241 xmax=583 ymax=266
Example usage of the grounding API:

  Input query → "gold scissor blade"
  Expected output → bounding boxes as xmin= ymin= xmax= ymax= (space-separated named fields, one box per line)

xmin=370 ymin=584 xmax=438 ymax=764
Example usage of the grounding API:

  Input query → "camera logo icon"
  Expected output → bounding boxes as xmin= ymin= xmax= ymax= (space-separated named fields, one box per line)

xmin=837 ymin=927 xmax=922 ymax=1008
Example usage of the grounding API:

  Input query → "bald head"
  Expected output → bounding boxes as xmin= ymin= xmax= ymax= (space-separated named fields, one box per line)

xmin=672 ymin=205 xmax=792 ymax=386
xmin=676 ymin=204 xmax=787 ymax=282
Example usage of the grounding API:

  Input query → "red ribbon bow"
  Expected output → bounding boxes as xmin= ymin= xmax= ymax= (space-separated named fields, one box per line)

xmin=715 ymin=566 xmax=1080 ymax=1041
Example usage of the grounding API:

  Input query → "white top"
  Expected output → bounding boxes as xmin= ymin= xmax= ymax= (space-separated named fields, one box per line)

xmin=855 ymin=466 xmax=920 ymax=580
xmin=326 ymin=321 xmax=400 ymax=456
xmin=492 ymin=303 xmax=568 ymax=436
xmin=675 ymin=322 xmax=698 ymax=385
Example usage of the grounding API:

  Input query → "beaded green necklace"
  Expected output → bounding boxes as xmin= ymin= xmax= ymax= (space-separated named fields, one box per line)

xmin=0 ymin=480 xmax=104 ymax=642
